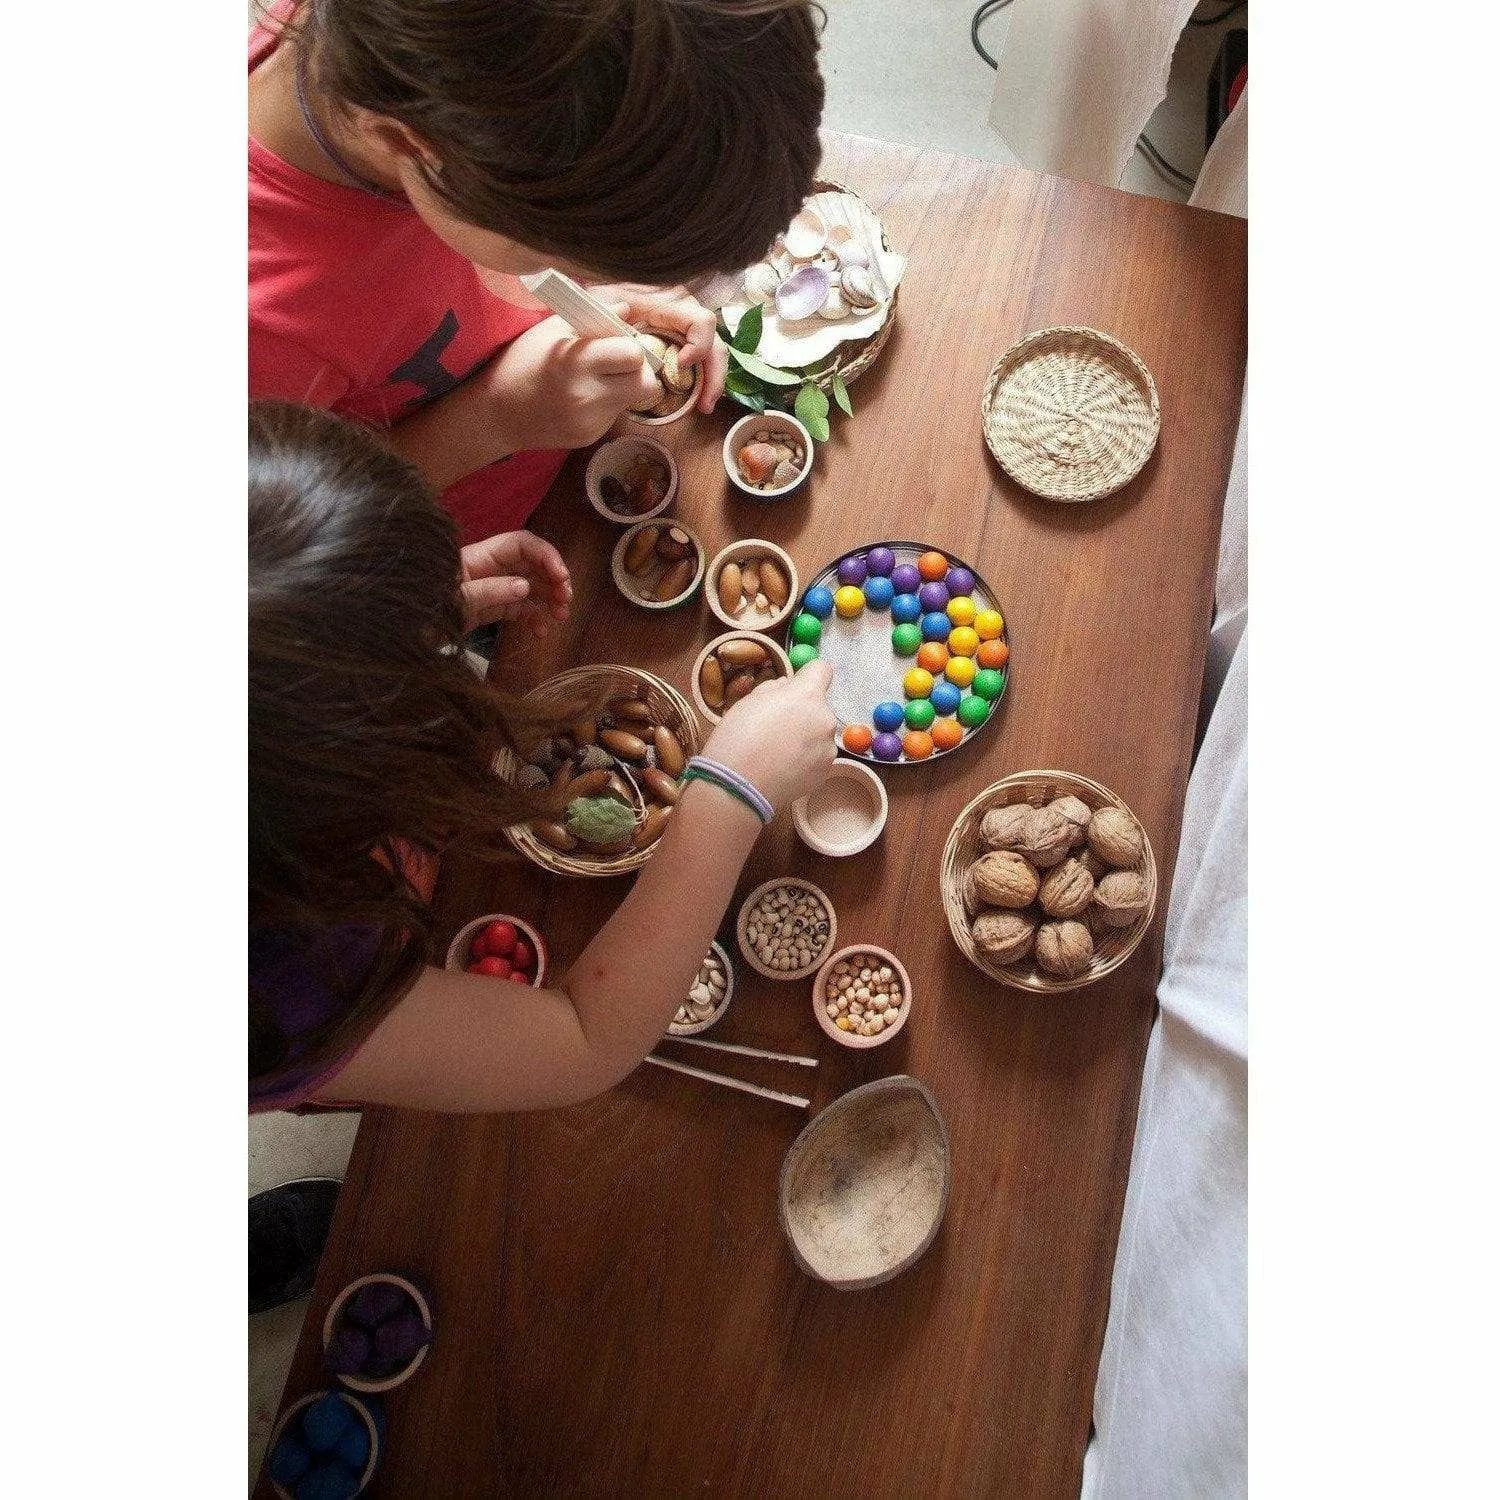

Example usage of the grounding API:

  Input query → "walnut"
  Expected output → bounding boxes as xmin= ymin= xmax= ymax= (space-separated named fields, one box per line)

xmin=978 ymin=802 xmax=1033 ymax=852
xmin=1087 ymin=806 xmax=1145 ymax=868
xmin=970 ymin=850 xmax=1039 ymax=909
xmin=1049 ymin=795 xmax=1093 ymax=849
xmin=972 ymin=909 xmax=1036 ymax=965
xmin=961 ymin=866 xmax=982 ymax=919
xmin=1079 ymin=848 xmax=1110 ymax=882
xmin=1035 ymin=920 xmax=1094 ymax=978
xmin=1038 ymin=857 xmax=1095 ymax=918
xmin=1013 ymin=804 xmax=1074 ymax=869
xmin=1094 ymin=870 xmax=1150 ymax=928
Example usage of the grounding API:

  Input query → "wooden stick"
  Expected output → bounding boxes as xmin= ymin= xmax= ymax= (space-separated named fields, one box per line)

xmin=518 ymin=269 xmax=665 ymax=373
xmin=665 ymin=1037 xmax=819 ymax=1069
xmin=643 ymin=1054 xmax=810 ymax=1109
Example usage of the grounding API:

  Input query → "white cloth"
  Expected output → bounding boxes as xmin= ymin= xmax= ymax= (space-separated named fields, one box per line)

xmin=1190 ymin=91 xmax=1247 ymax=219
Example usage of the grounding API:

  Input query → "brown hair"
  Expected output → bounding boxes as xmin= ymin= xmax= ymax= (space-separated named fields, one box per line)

xmin=249 ymin=400 xmax=557 ymax=1087
xmin=286 ymin=0 xmax=825 ymax=283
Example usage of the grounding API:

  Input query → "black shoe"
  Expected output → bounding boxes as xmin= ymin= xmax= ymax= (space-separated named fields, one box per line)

xmin=249 ymin=1177 xmax=342 ymax=1315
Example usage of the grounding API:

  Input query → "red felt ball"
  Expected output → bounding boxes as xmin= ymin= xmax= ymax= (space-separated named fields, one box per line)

xmin=480 ymin=919 xmax=518 ymax=956
xmin=475 ymin=955 xmax=512 ymax=979
xmin=466 ymin=962 xmax=486 ymax=974
xmin=507 ymin=971 xmax=531 ymax=984
xmin=510 ymin=938 xmax=534 ymax=973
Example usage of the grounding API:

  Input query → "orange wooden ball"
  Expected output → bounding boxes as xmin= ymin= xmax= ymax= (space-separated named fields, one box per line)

xmin=930 ymin=719 xmax=964 ymax=751
xmin=902 ymin=730 xmax=935 ymax=760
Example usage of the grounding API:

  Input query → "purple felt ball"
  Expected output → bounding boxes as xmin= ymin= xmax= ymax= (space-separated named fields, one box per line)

xmin=890 ymin=562 xmax=922 ymax=594
xmin=346 ymin=1280 xmax=406 ymax=1329
xmin=871 ymin=732 xmax=904 ymax=762
xmin=865 ymin=546 xmax=895 ymax=577
xmin=918 ymin=580 xmax=949 ymax=612
xmin=945 ymin=565 xmax=976 ymax=596
xmin=302 ymin=1392 xmax=355 ymax=1452
xmin=836 ymin=554 xmax=868 ymax=587
xmin=372 ymin=1310 xmax=431 ymax=1373
xmin=325 ymin=1325 xmax=372 ymax=1377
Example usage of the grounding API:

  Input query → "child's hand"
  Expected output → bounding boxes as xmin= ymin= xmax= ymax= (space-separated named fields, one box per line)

xmin=460 ymin=531 xmax=572 ymax=635
xmin=699 ymin=659 xmax=837 ymax=812
xmin=595 ymin=285 xmax=727 ymax=412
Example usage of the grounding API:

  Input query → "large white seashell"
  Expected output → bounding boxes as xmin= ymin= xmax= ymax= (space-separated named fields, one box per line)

xmin=818 ymin=286 xmax=848 ymax=320
xmin=783 ymin=210 xmax=827 ymax=260
xmin=742 ymin=261 xmax=782 ymax=306
xmin=775 ymin=264 xmax=831 ymax=322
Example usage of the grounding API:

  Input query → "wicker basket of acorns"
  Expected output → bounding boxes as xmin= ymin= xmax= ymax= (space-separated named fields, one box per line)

xmin=940 ymin=770 xmax=1157 ymax=992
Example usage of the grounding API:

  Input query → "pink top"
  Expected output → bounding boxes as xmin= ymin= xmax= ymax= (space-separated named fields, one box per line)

xmin=248 ymin=3 xmax=567 ymax=543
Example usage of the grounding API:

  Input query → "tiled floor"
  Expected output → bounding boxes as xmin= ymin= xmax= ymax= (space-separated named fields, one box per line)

xmin=248 ymin=2 xmax=1239 ymax=1484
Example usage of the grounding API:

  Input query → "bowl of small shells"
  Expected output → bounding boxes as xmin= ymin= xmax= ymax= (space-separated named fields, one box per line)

xmin=941 ymin=771 xmax=1157 ymax=992
xmin=706 ymin=539 xmax=799 ymax=632
xmin=667 ymin=940 xmax=736 ymax=1035
xmin=723 ymin=412 xmax=813 ymax=499
xmin=737 ymin=877 xmax=837 ymax=981
xmin=625 ymin=328 xmax=701 ymax=425
xmin=611 ymin=519 xmax=706 ymax=609
xmin=586 ymin=436 xmax=677 ymax=523
xmin=813 ymin=945 xmax=911 ymax=1048
xmin=500 ymin=666 xmax=699 ymax=877
xmin=692 ymin=631 xmax=793 ymax=725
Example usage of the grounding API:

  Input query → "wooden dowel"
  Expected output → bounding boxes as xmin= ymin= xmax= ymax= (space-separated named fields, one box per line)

xmin=643 ymin=1054 xmax=810 ymax=1109
xmin=666 ymin=1037 xmax=819 ymax=1069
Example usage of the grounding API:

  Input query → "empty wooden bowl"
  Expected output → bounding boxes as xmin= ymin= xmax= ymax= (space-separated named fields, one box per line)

xmin=705 ymin=538 xmax=800 ymax=633
xmin=792 ymin=759 xmax=888 ymax=857
xmin=779 ymin=1075 xmax=950 ymax=1289
xmin=691 ymin=631 xmax=793 ymax=725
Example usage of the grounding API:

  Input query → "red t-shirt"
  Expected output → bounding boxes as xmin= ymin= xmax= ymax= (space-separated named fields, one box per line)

xmin=248 ymin=5 xmax=566 ymax=543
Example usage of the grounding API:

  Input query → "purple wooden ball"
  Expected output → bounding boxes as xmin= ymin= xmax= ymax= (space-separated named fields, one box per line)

xmin=865 ymin=546 xmax=896 ymax=577
xmin=890 ymin=562 xmax=922 ymax=594
xmin=837 ymin=554 xmax=868 ymax=587
xmin=945 ymin=565 xmax=976 ymax=596
xmin=918 ymin=581 xmax=949 ymax=612
xmin=872 ymin=732 xmax=904 ymax=762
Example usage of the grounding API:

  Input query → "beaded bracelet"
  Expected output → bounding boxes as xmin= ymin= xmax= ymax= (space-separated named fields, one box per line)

xmin=681 ymin=756 xmax=775 ymax=825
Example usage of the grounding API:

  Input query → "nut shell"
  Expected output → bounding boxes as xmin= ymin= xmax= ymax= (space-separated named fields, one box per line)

xmin=1087 ymin=806 xmax=1145 ymax=868
xmin=1049 ymin=795 xmax=1093 ymax=849
xmin=1014 ymin=805 xmax=1075 ymax=869
xmin=1035 ymin=920 xmax=1094 ymax=978
xmin=972 ymin=910 xmax=1036 ymax=965
xmin=1093 ymin=870 xmax=1150 ymax=928
xmin=978 ymin=803 xmax=1033 ymax=852
xmin=1038 ymin=857 xmax=1096 ymax=918
xmin=970 ymin=850 xmax=1039 ymax=909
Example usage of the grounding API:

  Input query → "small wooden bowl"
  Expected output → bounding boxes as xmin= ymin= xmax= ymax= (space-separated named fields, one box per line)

xmin=779 ymin=1075 xmax=950 ymax=1289
xmin=585 ymin=436 xmax=677 ymax=524
xmin=611 ymin=520 xmax=706 ymax=610
xmin=691 ymin=631 xmax=793 ymax=725
xmin=812 ymin=944 xmax=912 ymax=1048
xmin=792 ymin=759 xmax=888 ymax=857
xmin=723 ymin=411 xmax=814 ymax=500
xmin=705 ymin=538 xmax=800 ymax=633
xmin=666 ymin=939 xmax=736 ymax=1036
xmin=444 ymin=914 xmax=548 ymax=987
xmin=624 ymin=330 xmax=702 ymax=427
xmin=941 ymin=770 xmax=1158 ymax=993
xmin=267 ymin=1389 xmax=383 ymax=1499
xmin=321 ymin=1272 xmax=434 ymax=1394
xmin=736 ymin=877 xmax=837 ymax=981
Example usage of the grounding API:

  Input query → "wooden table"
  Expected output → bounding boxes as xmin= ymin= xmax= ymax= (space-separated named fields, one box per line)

xmin=258 ymin=132 xmax=1245 ymax=1499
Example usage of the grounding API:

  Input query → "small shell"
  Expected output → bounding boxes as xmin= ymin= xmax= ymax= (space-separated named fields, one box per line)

xmin=841 ymin=264 xmax=880 ymax=310
xmin=818 ymin=287 xmax=848 ymax=320
xmin=742 ymin=261 xmax=781 ymax=306
xmin=737 ymin=442 xmax=780 ymax=485
xmin=775 ymin=265 xmax=831 ymax=322
xmin=783 ymin=209 xmax=827 ymax=260
xmin=770 ymin=247 xmax=794 ymax=279
xmin=770 ymin=460 xmax=801 ymax=488
xmin=660 ymin=345 xmax=694 ymax=394
xmin=835 ymin=239 xmax=871 ymax=269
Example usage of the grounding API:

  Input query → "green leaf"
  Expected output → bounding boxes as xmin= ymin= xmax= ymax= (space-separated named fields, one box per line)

xmin=794 ymin=382 xmax=830 ymax=429
xmin=728 ymin=388 xmax=769 ymax=413
xmin=831 ymin=370 xmax=854 ymax=418
xmin=724 ymin=367 xmax=764 ymax=399
xmin=715 ymin=315 xmax=734 ymax=345
xmin=731 ymin=303 xmax=764 ymax=353
xmin=806 ymin=413 xmax=831 ymax=443
xmin=728 ymin=347 xmax=802 ymax=386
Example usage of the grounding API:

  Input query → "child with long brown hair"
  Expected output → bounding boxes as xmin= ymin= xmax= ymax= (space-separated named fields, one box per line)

xmin=250 ymin=401 xmax=837 ymax=1112
xmin=249 ymin=1 xmax=826 ymax=543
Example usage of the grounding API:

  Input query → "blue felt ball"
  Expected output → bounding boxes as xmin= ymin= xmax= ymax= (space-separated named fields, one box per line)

xmin=930 ymin=680 xmax=962 ymax=716
xmin=890 ymin=593 xmax=921 ymax=625
xmin=920 ymin=611 xmax=951 ymax=641
xmin=862 ymin=576 xmax=895 ymax=610
xmin=270 ymin=1432 xmax=313 ymax=1486
xmin=802 ymin=584 xmax=836 ymax=619
xmin=296 ymin=1460 xmax=361 ymax=1500
xmin=872 ymin=701 xmax=906 ymax=734
xmin=303 ymin=1392 xmax=355 ymax=1452
xmin=335 ymin=1421 xmax=371 ymax=1474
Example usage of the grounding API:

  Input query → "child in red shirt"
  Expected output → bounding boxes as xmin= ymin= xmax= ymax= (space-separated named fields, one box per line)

xmin=249 ymin=1 xmax=825 ymax=544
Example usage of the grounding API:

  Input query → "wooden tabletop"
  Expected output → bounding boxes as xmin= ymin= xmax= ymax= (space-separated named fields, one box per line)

xmin=257 ymin=132 xmax=1245 ymax=1499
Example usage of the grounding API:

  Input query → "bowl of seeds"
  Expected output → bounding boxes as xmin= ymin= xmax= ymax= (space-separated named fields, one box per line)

xmin=812 ymin=945 xmax=911 ymax=1048
xmin=586 ymin=436 xmax=677 ymax=523
xmin=737 ymin=877 xmax=837 ymax=981
xmin=692 ymin=631 xmax=793 ymax=725
xmin=705 ymin=539 xmax=799 ymax=633
xmin=611 ymin=519 xmax=706 ymax=609
xmin=667 ymin=941 xmax=735 ymax=1035
xmin=723 ymin=412 xmax=813 ymax=499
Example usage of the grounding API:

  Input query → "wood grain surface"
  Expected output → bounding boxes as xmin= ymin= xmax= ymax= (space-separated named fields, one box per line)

xmin=256 ymin=132 xmax=1246 ymax=1500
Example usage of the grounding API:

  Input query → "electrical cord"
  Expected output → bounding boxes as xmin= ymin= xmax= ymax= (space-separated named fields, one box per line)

xmin=970 ymin=0 xmax=1246 ymax=191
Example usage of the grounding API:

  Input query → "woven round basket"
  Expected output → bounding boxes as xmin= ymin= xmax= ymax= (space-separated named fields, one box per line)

xmin=940 ymin=770 xmax=1157 ymax=993
xmin=500 ymin=666 xmax=701 ymax=878
xmin=806 ymin=178 xmax=899 ymax=392
xmin=981 ymin=327 xmax=1160 ymax=503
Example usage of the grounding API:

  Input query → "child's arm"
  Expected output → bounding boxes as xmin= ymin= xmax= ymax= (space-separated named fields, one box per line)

xmin=307 ymin=663 xmax=838 ymax=1113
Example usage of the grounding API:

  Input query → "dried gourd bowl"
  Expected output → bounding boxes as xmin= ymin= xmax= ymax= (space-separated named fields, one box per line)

xmin=444 ymin=913 xmax=548 ymax=987
xmin=691 ymin=631 xmax=793 ymax=725
xmin=705 ymin=538 xmax=800 ymax=634
xmin=666 ymin=938 xmax=737 ymax=1036
xmin=585 ymin=436 xmax=678 ymax=523
xmin=266 ymin=1389 xmax=384 ymax=1499
xmin=611 ymin=519 xmax=706 ymax=610
xmin=498 ymin=666 xmax=701 ymax=878
xmin=812 ymin=944 xmax=912 ymax=1049
xmin=322 ymin=1272 xmax=435 ymax=1394
xmin=723 ymin=412 xmax=814 ymax=500
xmin=779 ymin=1075 xmax=950 ymax=1290
xmin=736 ymin=877 xmax=837 ymax=981
xmin=941 ymin=770 xmax=1158 ymax=993
xmin=623 ymin=328 xmax=702 ymax=427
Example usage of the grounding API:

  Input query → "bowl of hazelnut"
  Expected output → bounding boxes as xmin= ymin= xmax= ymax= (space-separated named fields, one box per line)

xmin=624 ymin=329 xmax=701 ymax=426
xmin=940 ymin=770 xmax=1157 ymax=992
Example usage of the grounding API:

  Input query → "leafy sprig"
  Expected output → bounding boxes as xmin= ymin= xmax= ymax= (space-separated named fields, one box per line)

xmin=716 ymin=307 xmax=854 ymax=440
